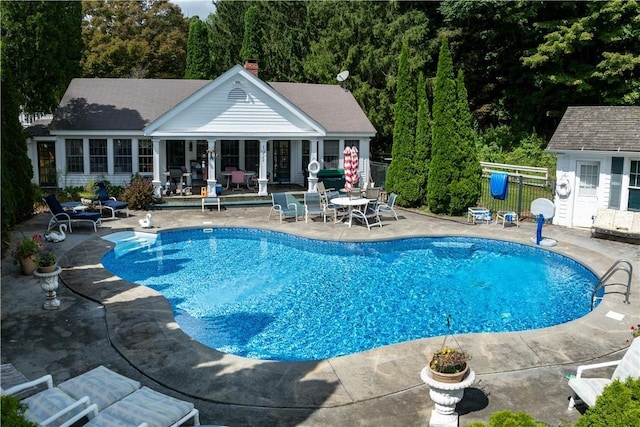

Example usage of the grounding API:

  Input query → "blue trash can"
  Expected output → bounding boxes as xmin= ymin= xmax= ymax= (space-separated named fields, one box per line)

xmin=215 ymin=184 xmax=223 ymax=196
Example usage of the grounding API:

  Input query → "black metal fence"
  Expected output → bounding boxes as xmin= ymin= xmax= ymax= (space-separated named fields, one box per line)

xmin=479 ymin=163 xmax=554 ymax=221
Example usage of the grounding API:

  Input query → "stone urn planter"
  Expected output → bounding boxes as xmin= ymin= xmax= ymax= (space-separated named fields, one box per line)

xmin=421 ymin=365 xmax=476 ymax=427
xmin=33 ymin=266 xmax=62 ymax=310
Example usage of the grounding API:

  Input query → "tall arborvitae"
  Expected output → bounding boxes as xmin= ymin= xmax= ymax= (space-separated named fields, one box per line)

xmin=414 ymin=71 xmax=431 ymax=206
xmin=448 ymin=69 xmax=482 ymax=214
xmin=241 ymin=5 xmax=261 ymax=61
xmin=385 ymin=41 xmax=416 ymax=207
xmin=427 ymin=37 xmax=458 ymax=214
xmin=185 ymin=18 xmax=211 ymax=79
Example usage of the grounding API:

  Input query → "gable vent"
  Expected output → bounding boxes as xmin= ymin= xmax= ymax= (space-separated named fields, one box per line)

xmin=228 ymin=88 xmax=248 ymax=102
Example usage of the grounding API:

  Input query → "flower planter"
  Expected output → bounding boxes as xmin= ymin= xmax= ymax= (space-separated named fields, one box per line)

xmin=37 ymin=264 xmax=58 ymax=274
xmin=421 ymin=365 xmax=476 ymax=427
xmin=429 ymin=364 xmax=469 ymax=384
xmin=20 ymin=256 xmax=38 ymax=276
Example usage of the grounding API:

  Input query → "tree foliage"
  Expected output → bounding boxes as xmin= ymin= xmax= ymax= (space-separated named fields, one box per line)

xmin=241 ymin=5 xmax=261 ymax=61
xmin=185 ymin=18 xmax=211 ymax=79
xmin=1 ymin=0 xmax=82 ymax=114
xmin=82 ymin=0 xmax=188 ymax=78
xmin=413 ymin=71 xmax=431 ymax=207
xmin=385 ymin=41 xmax=417 ymax=207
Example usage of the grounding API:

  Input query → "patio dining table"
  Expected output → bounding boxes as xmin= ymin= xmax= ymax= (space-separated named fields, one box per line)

xmin=329 ymin=197 xmax=370 ymax=227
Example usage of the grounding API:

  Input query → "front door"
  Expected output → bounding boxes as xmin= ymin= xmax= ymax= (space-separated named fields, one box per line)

xmin=37 ymin=142 xmax=57 ymax=187
xmin=573 ymin=161 xmax=600 ymax=227
xmin=273 ymin=140 xmax=290 ymax=183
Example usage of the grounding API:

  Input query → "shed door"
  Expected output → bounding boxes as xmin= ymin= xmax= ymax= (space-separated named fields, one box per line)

xmin=573 ymin=161 xmax=600 ymax=227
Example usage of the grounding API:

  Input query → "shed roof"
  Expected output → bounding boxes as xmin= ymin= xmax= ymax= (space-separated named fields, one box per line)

xmin=49 ymin=76 xmax=375 ymax=135
xmin=547 ymin=106 xmax=640 ymax=153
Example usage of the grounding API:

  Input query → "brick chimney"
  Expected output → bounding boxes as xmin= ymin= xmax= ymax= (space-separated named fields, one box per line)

xmin=244 ymin=59 xmax=259 ymax=77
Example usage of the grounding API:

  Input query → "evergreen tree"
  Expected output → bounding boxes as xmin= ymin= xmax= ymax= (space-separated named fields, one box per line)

xmin=414 ymin=71 xmax=431 ymax=206
xmin=427 ymin=37 xmax=458 ymax=214
xmin=185 ymin=18 xmax=211 ymax=79
xmin=385 ymin=41 xmax=417 ymax=207
xmin=241 ymin=5 xmax=261 ymax=61
xmin=448 ymin=69 xmax=482 ymax=214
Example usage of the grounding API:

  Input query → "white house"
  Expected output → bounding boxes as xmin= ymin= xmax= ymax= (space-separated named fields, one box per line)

xmin=26 ymin=61 xmax=376 ymax=197
xmin=547 ymin=106 xmax=640 ymax=228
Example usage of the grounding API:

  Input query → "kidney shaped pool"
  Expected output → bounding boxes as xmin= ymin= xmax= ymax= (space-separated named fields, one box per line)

xmin=102 ymin=228 xmax=600 ymax=361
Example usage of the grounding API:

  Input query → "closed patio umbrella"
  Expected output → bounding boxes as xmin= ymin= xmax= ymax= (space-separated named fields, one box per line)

xmin=343 ymin=146 xmax=353 ymax=192
xmin=350 ymin=146 xmax=359 ymax=189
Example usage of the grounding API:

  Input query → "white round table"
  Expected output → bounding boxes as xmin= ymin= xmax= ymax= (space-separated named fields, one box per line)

xmin=329 ymin=197 xmax=369 ymax=227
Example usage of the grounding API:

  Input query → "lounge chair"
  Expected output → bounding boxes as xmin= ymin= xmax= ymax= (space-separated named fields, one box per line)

xmin=568 ymin=337 xmax=640 ymax=410
xmin=96 ymin=182 xmax=129 ymax=218
xmin=351 ymin=200 xmax=382 ymax=230
xmin=376 ymin=193 xmax=398 ymax=221
xmin=1 ymin=371 xmax=102 ymax=427
xmin=304 ymin=192 xmax=325 ymax=223
xmin=269 ymin=192 xmax=298 ymax=223
xmin=2 ymin=365 xmax=200 ymax=427
xmin=44 ymin=194 xmax=102 ymax=232
xmin=591 ymin=208 xmax=640 ymax=241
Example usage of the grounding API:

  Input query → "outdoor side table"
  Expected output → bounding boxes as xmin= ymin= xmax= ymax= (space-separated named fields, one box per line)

xmin=467 ymin=207 xmax=491 ymax=224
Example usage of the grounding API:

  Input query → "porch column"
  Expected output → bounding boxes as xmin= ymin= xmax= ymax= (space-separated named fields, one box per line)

xmin=206 ymin=139 xmax=217 ymax=196
xmin=258 ymin=139 xmax=268 ymax=196
xmin=152 ymin=138 xmax=162 ymax=198
xmin=308 ymin=139 xmax=319 ymax=192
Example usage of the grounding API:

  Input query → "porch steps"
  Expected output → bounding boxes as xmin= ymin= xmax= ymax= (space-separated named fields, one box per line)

xmin=151 ymin=188 xmax=306 ymax=210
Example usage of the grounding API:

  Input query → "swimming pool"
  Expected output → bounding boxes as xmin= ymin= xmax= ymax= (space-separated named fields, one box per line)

xmin=102 ymin=228 xmax=600 ymax=361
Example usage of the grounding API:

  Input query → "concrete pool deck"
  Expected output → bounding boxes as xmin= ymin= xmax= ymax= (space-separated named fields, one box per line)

xmin=2 ymin=206 xmax=638 ymax=426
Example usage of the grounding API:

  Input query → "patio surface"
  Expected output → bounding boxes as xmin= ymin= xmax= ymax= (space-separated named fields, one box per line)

xmin=2 ymin=205 xmax=638 ymax=426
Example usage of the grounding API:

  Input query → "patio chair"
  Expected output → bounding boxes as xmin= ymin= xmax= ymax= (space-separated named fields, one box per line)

xmin=231 ymin=170 xmax=246 ymax=191
xmin=304 ymin=192 xmax=325 ymax=223
xmin=96 ymin=182 xmax=129 ymax=218
xmin=376 ymin=192 xmax=398 ymax=221
xmin=269 ymin=192 xmax=298 ymax=223
xmin=568 ymin=337 xmax=640 ymax=410
xmin=351 ymin=200 xmax=382 ymax=230
xmin=44 ymin=194 xmax=102 ymax=232
xmin=324 ymin=190 xmax=345 ymax=223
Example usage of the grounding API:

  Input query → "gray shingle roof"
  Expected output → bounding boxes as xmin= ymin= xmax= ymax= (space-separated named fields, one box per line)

xmin=547 ymin=106 xmax=640 ymax=153
xmin=49 ymin=77 xmax=375 ymax=135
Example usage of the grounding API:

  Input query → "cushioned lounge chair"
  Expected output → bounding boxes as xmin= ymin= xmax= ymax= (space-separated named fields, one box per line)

xmin=96 ymin=182 xmax=129 ymax=218
xmin=3 ymin=365 xmax=200 ymax=427
xmin=269 ymin=192 xmax=299 ymax=223
xmin=44 ymin=194 xmax=102 ymax=232
xmin=568 ymin=337 xmax=640 ymax=409
xmin=304 ymin=192 xmax=325 ymax=223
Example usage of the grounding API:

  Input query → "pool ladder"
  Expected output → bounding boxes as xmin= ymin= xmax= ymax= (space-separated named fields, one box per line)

xmin=590 ymin=259 xmax=633 ymax=311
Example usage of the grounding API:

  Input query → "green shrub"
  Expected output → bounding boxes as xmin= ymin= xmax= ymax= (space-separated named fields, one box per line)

xmin=575 ymin=377 xmax=640 ymax=427
xmin=120 ymin=177 xmax=155 ymax=210
xmin=467 ymin=410 xmax=547 ymax=427
xmin=1 ymin=395 xmax=36 ymax=427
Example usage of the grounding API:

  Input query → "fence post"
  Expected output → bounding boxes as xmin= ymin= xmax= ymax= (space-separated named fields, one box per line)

xmin=517 ymin=175 xmax=524 ymax=215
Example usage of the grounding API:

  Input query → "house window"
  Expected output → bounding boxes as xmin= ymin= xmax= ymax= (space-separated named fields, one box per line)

xmin=138 ymin=139 xmax=153 ymax=173
xmin=323 ymin=140 xmax=339 ymax=169
xmin=245 ymin=140 xmax=259 ymax=172
xmin=65 ymin=139 xmax=84 ymax=173
xmin=345 ymin=139 xmax=359 ymax=154
xmin=89 ymin=139 xmax=107 ymax=173
xmin=221 ymin=140 xmax=239 ymax=170
xmin=302 ymin=140 xmax=310 ymax=171
xmin=629 ymin=160 xmax=640 ymax=211
xmin=578 ymin=163 xmax=599 ymax=197
xmin=114 ymin=139 xmax=132 ymax=173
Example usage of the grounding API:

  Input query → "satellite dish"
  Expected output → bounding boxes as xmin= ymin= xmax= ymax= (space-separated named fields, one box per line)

xmin=336 ymin=70 xmax=349 ymax=82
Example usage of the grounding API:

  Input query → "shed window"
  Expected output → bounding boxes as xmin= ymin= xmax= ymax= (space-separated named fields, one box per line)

xmin=578 ymin=163 xmax=599 ymax=197
xmin=629 ymin=160 xmax=640 ymax=211
xmin=323 ymin=140 xmax=339 ymax=169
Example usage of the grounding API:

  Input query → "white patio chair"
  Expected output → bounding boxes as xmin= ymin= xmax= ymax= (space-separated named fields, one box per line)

xmin=567 ymin=337 xmax=640 ymax=409
xmin=351 ymin=200 xmax=382 ymax=230
xmin=376 ymin=192 xmax=398 ymax=221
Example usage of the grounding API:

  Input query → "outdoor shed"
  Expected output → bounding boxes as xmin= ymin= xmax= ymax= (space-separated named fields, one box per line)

xmin=547 ymin=106 xmax=640 ymax=228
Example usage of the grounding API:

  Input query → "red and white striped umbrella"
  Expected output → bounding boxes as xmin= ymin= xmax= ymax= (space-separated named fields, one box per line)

xmin=343 ymin=146 xmax=353 ymax=192
xmin=350 ymin=146 xmax=359 ymax=189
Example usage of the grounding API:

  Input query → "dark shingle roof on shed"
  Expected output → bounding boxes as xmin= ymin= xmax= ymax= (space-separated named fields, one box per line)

xmin=547 ymin=106 xmax=640 ymax=153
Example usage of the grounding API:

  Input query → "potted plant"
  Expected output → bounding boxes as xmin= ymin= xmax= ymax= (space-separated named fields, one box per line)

xmin=429 ymin=345 xmax=471 ymax=383
xmin=37 ymin=250 xmax=57 ymax=273
xmin=79 ymin=179 xmax=98 ymax=204
xmin=12 ymin=234 xmax=45 ymax=275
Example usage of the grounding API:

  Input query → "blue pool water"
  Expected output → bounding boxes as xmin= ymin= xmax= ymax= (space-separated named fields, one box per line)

xmin=102 ymin=228 xmax=600 ymax=361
